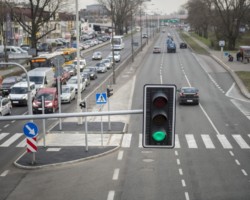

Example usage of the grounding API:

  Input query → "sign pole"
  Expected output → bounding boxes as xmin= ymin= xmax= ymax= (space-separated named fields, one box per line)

xmin=42 ymin=96 xmax=46 ymax=147
xmin=108 ymin=98 xmax=111 ymax=131
xmin=101 ymin=105 xmax=103 ymax=146
xmin=84 ymin=98 xmax=88 ymax=152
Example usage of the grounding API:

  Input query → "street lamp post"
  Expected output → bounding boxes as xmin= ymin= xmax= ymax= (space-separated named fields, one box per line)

xmin=131 ymin=9 xmax=134 ymax=62
xmin=111 ymin=1 xmax=116 ymax=85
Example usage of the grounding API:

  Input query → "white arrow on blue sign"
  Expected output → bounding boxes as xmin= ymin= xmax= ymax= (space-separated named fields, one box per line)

xmin=96 ymin=93 xmax=107 ymax=104
xmin=23 ymin=122 xmax=39 ymax=138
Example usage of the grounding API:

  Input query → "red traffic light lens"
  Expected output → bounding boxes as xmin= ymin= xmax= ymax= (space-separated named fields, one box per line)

xmin=153 ymin=96 xmax=168 ymax=108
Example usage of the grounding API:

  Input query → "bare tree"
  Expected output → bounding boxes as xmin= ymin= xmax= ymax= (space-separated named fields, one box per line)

xmin=5 ymin=0 xmax=69 ymax=50
xmin=212 ymin=0 xmax=250 ymax=50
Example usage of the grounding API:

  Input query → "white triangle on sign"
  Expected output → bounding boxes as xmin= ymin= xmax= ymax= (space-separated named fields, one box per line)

xmin=97 ymin=94 xmax=106 ymax=103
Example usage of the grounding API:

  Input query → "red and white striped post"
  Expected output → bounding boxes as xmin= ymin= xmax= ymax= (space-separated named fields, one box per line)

xmin=26 ymin=137 xmax=37 ymax=164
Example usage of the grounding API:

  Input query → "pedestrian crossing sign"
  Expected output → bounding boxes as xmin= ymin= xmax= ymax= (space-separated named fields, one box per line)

xmin=96 ymin=93 xmax=107 ymax=104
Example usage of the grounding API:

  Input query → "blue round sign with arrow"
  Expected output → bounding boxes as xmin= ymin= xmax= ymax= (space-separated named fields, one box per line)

xmin=23 ymin=122 xmax=39 ymax=138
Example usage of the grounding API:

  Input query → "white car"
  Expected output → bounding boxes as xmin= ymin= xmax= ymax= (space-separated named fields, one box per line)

xmin=73 ymin=59 xmax=86 ymax=72
xmin=108 ymin=51 xmax=121 ymax=62
xmin=66 ymin=76 xmax=86 ymax=93
xmin=95 ymin=63 xmax=107 ymax=73
xmin=100 ymin=59 xmax=112 ymax=69
xmin=0 ymin=97 xmax=12 ymax=116
xmin=61 ymin=86 xmax=76 ymax=103
xmin=92 ymin=51 xmax=102 ymax=60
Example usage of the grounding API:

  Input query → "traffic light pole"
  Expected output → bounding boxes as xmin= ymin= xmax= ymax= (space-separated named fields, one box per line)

xmin=108 ymin=98 xmax=111 ymax=130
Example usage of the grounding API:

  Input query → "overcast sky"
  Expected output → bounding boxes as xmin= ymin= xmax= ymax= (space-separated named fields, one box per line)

xmin=78 ymin=0 xmax=188 ymax=15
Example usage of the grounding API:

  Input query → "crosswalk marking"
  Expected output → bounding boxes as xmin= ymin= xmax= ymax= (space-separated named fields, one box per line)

xmin=185 ymin=134 xmax=198 ymax=148
xmin=217 ymin=135 xmax=232 ymax=149
xmin=0 ymin=133 xmax=22 ymax=147
xmin=232 ymin=135 xmax=250 ymax=149
xmin=121 ymin=134 xmax=132 ymax=148
xmin=175 ymin=134 xmax=180 ymax=148
xmin=201 ymin=134 xmax=215 ymax=149
xmin=0 ymin=133 xmax=9 ymax=141
xmin=16 ymin=138 xmax=26 ymax=147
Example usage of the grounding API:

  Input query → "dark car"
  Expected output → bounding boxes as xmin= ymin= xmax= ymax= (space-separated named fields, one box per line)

xmin=83 ymin=67 xmax=97 ymax=80
xmin=53 ymin=67 xmax=71 ymax=85
xmin=180 ymin=42 xmax=187 ymax=49
xmin=63 ymin=64 xmax=77 ymax=76
xmin=0 ymin=76 xmax=22 ymax=96
xmin=81 ymin=72 xmax=91 ymax=86
xmin=178 ymin=87 xmax=199 ymax=105
xmin=37 ymin=43 xmax=52 ymax=52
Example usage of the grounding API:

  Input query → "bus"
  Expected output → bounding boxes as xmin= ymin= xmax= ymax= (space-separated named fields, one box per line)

xmin=30 ymin=51 xmax=65 ymax=70
xmin=56 ymin=48 xmax=77 ymax=65
xmin=111 ymin=35 xmax=125 ymax=50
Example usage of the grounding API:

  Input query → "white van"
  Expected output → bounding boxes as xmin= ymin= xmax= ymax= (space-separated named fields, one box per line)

xmin=9 ymin=81 xmax=36 ymax=106
xmin=27 ymin=68 xmax=55 ymax=90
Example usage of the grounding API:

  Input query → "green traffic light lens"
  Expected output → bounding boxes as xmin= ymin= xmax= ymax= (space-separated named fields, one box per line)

xmin=152 ymin=131 xmax=166 ymax=142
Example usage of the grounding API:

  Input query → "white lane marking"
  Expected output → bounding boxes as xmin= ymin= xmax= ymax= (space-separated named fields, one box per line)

xmin=201 ymin=134 xmax=215 ymax=149
xmin=107 ymin=190 xmax=115 ymax=200
xmin=185 ymin=134 xmax=198 ymax=148
xmin=16 ymin=138 xmax=26 ymax=147
xmin=179 ymin=168 xmax=183 ymax=175
xmin=225 ymin=83 xmax=235 ymax=96
xmin=0 ymin=133 xmax=22 ymax=147
xmin=47 ymin=148 xmax=61 ymax=152
xmin=112 ymin=168 xmax=120 ymax=180
xmin=177 ymin=159 xmax=181 ymax=165
xmin=0 ymin=133 xmax=9 ymax=141
xmin=229 ymin=151 xmax=234 ymax=156
xmin=4 ymin=124 xmax=9 ymax=128
xmin=117 ymin=151 xmax=124 ymax=161
xmin=182 ymin=179 xmax=186 ymax=187
xmin=139 ymin=134 xmax=142 ymax=148
xmin=121 ymin=134 xmax=132 ymax=148
xmin=0 ymin=170 xmax=9 ymax=177
xmin=175 ymin=134 xmax=180 ymax=148
xmin=235 ymin=159 xmax=241 ymax=166
xmin=242 ymin=169 xmax=248 ymax=176
xmin=232 ymin=135 xmax=250 ymax=149
xmin=185 ymin=192 xmax=190 ymax=200
xmin=217 ymin=135 xmax=232 ymax=149
xmin=11 ymin=120 xmax=15 ymax=123
xmin=175 ymin=150 xmax=178 ymax=156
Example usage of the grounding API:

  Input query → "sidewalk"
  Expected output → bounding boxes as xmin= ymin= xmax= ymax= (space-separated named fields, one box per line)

xmin=188 ymin=34 xmax=250 ymax=99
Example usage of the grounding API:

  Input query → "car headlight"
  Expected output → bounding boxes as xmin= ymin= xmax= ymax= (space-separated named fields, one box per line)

xmin=22 ymin=94 xmax=28 ymax=100
xmin=47 ymin=102 xmax=53 ymax=107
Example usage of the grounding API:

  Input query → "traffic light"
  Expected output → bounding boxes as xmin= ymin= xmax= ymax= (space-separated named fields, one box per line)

xmin=107 ymin=88 xmax=113 ymax=98
xmin=79 ymin=101 xmax=86 ymax=109
xmin=143 ymin=84 xmax=176 ymax=148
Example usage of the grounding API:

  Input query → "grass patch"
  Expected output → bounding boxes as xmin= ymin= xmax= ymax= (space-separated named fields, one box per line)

xmin=235 ymin=71 xmax=250 ymax=92
xmin=180 ymin=32 xmax=210 ymax=55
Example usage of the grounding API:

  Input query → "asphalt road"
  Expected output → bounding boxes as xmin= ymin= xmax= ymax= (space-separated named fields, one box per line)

xmin=1 ymin=27 xmax=250 ymax=200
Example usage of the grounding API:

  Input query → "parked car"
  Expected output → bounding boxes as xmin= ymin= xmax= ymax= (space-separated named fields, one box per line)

xmin=60 ymin=85 xmax=76 ymax=103
xmin=153 ymin=46 xmax=161 ymax=53
xmin=37 ymin=43 xmax=52 ymax=52
xmin=83 ymin=67 xmax=98 ymax=80
xmin=95 ymin=62 xmax=107 ymax=73
xmin=66 ymin=76 xmax=86 ymax=93
xmin=92 ymin=51 xmax=102 ymax=60
xmin=0 ymin=96 xmax=12 ymax=116
xmin=32 ymin=87 xmax=58 ymax=113
xmin=20 ymin=44 xmax=31 ymax=51
xmin=178 ymin=87 xmax=199 ymax=105
xmin=0 ymin=76 xmax=22 ymax=96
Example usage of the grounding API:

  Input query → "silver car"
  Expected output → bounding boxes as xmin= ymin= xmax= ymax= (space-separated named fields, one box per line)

xmin=60 ymin=86 xmax=76 ymax=103
xmin=0 ymin=97 xmax=12 ymax=116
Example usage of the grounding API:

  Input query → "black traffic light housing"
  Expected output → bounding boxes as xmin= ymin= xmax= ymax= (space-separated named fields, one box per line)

xmin=143 ymin=84 xmax=176 ymax=148
xmin=79 ymin=101 xmax=86 ymax=109
xmin=107 ymin=87 xmax=113 ymax=98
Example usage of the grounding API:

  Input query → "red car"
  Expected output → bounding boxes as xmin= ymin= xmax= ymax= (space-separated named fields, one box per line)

xmin=32 ymin=87 xmax=59 ymax=113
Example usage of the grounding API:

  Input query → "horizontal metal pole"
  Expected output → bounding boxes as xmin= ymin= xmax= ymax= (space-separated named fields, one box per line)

xmin=0 ymin=110 xmax=143 ymax=121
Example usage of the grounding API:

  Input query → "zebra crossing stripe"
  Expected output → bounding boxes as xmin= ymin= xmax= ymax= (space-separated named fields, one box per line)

xmin=0 ymin=133 xmax=9 ymax=141
xmin=217 ymin=135 xmax=232 ymax=149
xmin=121 ymin=134 xmax=132 ymax=148
xmin=175 ymin=134 xmax=180 ymax=148
xmin=185 ymin=134 xmax=198 ymax=148
xmin=232 ymin=135 xmax=250 ymax=149
xmin=0 ymin=133 xmax=22 ymax=147
xmin=16 ymin=138 xmax=26 ymax=147
xmin=201 ymin=134 xmax=215 ymax=149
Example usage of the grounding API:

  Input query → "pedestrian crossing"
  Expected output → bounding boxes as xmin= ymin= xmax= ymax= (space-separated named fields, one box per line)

xmin=1 ymin=132 xmax=250 ymax=150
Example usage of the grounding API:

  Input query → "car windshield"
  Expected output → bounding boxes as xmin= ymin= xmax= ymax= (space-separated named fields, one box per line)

xmin=36 ymin=93 xmax=54 ymax=100
xmin=67 ymin=79 xmax=77 ymax=84
xmin=2 ymin=78 xmax=16 ymax=84
xmin=62 ymin=87 xmax=70 ymax=93
xmin=11 ymin=87 xmax=28 ymax=94
xmin=182 ymin=88 xmax=197 ymax=93
xmin=29 ymin=76 xmax=44 ymax=84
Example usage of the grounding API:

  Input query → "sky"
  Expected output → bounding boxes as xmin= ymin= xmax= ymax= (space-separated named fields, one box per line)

xmin=78 ymin=0 xmax=188 ymax=15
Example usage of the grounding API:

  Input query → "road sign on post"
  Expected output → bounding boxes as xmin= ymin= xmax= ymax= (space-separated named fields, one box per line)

xmin=23 ymin=122 xmax=38 ymax=138
xmin=143 ymin=84 xmax=176 ymax=148
xmin=96 ymin=93 xmax=107 ymax=104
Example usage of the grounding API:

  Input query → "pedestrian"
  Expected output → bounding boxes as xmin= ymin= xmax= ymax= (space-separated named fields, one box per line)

xmin=228 ymin=54 xmax=234 ymax=62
